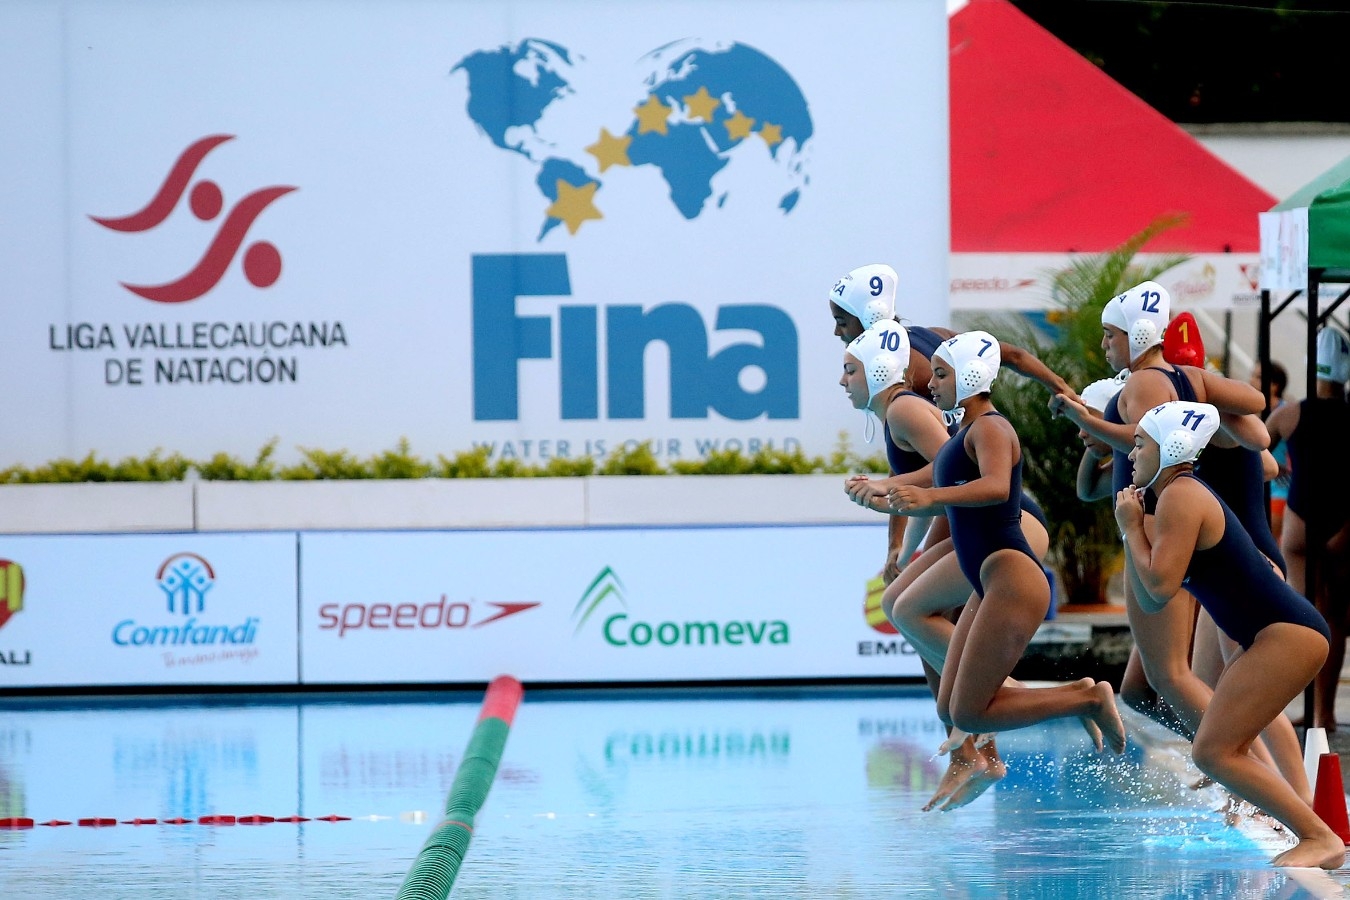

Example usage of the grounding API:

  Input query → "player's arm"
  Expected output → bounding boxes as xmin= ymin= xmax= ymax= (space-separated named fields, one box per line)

xmin=1077 ymin=448 xmax=1113 ymax=502
xmin=927 ymin=326 xmax=1070 ymax=395
xmin=1117 ymin=482 xmax=1205 ymax=612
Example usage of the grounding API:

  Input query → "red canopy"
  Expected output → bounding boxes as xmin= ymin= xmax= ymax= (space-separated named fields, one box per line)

xmin=950 ymin=0 xmax=1275 ymax=254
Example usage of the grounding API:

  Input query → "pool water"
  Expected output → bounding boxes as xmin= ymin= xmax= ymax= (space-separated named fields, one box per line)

xmin=1 ymin=686 xmax=1347 ymax=899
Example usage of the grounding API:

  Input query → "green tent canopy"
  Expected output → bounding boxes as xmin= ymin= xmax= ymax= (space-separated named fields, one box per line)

xmin=1266 ymin=155 xmax=1350 ymax=277
xmin=1308 ymin=181 xmax=1350 ymax=273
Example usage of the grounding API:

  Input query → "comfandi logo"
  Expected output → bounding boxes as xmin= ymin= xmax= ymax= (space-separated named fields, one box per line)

xmin=453 ymin=38 xmax=813 ymax=239
xmin=157 ymin=552 xmax=214 ymax=615
xmin=571 ymin=566 xmax=789 ymax=649
xmin=90 ymin=134 xmax=296 ymax=303
xmin=0 ymin=560 xmax=24 ymax=631
xmin=111 ymin=553 xmax=259 ymax=651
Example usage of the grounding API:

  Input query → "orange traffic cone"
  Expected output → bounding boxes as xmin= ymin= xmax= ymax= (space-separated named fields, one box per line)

xmin=1313 ymin=752 xmax=1350 ymax=844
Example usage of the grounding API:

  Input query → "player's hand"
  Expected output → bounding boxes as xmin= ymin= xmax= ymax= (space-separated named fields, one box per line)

xmin=1048 ymin=392 xmax=1087 ymax=423
xmin=1114 ymin=487 xmax=1145 ymax=533
xmin=889 ymin=484 xmax=936 ymax=515
xmin=845 ymin=475 xmax=883 ymax=508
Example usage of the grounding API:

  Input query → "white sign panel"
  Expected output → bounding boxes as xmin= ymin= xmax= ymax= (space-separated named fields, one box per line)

xmin=0 ymin=534 xmax=299 ymax=687
xmin=0 ymin=0 xmax=948 ymax=469
xmin=1259 ymin=208 xmax=1310 ymax=292
xmin=298 ymin=526 xmax=923 ymax=684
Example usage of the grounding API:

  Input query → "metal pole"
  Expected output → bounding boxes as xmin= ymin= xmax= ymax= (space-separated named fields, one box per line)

xmin=1303 ymin=270 xmax=1322 ymax=731
xmin=1222 ymin=310 xmax=1233 ymax=376
xmin=1259 ymin=289 xmax=1273 ymax=521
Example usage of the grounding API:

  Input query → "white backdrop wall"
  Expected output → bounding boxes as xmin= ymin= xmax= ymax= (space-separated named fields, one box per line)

xmin=0 ymin=0 xmax=949 ymax=469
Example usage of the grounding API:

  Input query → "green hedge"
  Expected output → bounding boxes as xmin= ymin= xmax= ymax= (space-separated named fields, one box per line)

xmin=0 ymin=435 xmax=888 ymax=483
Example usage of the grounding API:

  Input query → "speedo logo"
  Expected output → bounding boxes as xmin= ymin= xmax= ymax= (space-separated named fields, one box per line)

xmin=572 ymin=566 xmax=789 ymax=648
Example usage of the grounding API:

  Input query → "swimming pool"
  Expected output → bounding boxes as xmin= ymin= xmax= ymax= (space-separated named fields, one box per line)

xmin=1 ymin=685 xmax=1345 ymax=898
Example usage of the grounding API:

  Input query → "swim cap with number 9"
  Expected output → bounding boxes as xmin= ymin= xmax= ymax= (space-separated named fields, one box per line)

xmin=829 ymin=264 xmax=897 ymax=329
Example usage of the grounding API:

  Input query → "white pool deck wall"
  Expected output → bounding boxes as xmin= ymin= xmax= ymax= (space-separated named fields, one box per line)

xmin=0 ymin=475 xmax=882 ymax=535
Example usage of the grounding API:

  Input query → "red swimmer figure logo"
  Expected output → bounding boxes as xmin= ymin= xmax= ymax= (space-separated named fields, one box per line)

xmin=90 ymin=135 xmax=296 ymax=303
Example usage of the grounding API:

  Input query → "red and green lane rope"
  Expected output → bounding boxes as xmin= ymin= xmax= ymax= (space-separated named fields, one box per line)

xmin=396 ymin=675 xmax=524 ymax=900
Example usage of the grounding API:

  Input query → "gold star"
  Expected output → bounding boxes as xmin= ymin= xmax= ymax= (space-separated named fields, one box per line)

xmin=724 ymin=109 xmax=756 ymax=142
xmin=758 ymin=122 xmax=783 ymax=148
xmin=633 ymin=94 xmax=672 ymax=135
xmin=682 ymin=86 xmax=720 ymax=122
xmin=546 ymin=179 xmax=603 ymax=235
xmin=585 ymin=128 xmax=632 ymax=173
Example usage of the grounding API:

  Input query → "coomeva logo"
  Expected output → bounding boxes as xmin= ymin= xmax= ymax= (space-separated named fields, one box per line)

xmin=112 ymin=553 xmax=259 ymax=649
xmin=572 ymin=566 xmax=789 ymax=648
xmin=90 ymin=134 xmax=296 ymax=303
xmin=0 ymin=560 xmax=24 ymax=631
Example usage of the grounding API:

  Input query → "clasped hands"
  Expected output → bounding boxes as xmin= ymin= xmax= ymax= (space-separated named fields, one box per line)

xmin=844 ymin=475 xmax=938 ymax=515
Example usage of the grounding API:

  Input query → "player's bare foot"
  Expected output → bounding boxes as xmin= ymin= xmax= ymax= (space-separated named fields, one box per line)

xmin=935 ymin=728 xmax=974 ymax=758
xmin=1270 ymin=832 xmax=1346 ymax=870
xmin=938 ymin=740 xmax=1006 ymax=811
xmin=924 ymin=736 xmax=987 ymax=811
xmin=1088 ymin=681 xmax=1126 ymax=753
xmin=1078 ymin=714 xmax=1104 ymax=753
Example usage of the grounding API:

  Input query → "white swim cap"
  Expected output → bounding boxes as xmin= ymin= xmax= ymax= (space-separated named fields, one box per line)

xmin=1101 ymin=281 xmax=1170 ymax=362
xmin=1138 ymin=400 xmax=1219 ymax=487
xmin=846 ymin=323 xmax=911 ymax=402
xmin=829 ymin=263 xmax=898 ymax=329
xmin=933 ymin=330 xmax=1000 ymax=404
xmin=1080 ymin=374 xmax=1126 ymax=413
xmin=1316 ymin=325 xmax=1350 ymax=383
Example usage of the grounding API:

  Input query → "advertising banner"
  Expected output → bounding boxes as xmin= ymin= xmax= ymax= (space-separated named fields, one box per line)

xmin=0 ymin=0 xmax=948 ymax=470
xmin=0 ymin=534 xmax=299 ymax=687
xmin=950 ymin=252 xmax=1266 ymax=311
xmin=299 ymin=525 xmax=925 ymax=684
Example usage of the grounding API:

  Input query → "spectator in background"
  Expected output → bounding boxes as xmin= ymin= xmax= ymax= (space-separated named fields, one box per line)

xmin=1251 ymin=361 xmax=1291 ymax=541
xmin=1266 ymin=330 xmax=1350 ymax=732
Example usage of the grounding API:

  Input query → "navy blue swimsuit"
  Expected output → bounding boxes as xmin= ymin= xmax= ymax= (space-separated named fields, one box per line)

xmin=1195 ymin=445 xmax=1287 ymax=575
xmin=1284 ymin=397 xmax=1350 ymax=543
xmin=905 ymin=325 xmax=944 ymax=363
xmin=883 ymin=392 xmax=1047 ymax=529
xmin=881 ymin=391 xmax=933 ymax=477
xmin=933 ymin=412 xmax=1048 ymax=599
xmin=1177 ymin=474 xmax=1329 ymax=649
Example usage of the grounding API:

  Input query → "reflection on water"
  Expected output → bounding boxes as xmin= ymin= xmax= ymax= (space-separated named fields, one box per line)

xmin=0 ymin=688 xmax=1345 ymax=899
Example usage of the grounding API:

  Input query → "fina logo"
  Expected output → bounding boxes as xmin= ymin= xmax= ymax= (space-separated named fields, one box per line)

xmin=457 ymin=39 xmax=811 ymax=425
xmin=156 ymin=553 xmax=215 ymax=616
xmin=90 ymin=135 xmax=296 ymax=303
